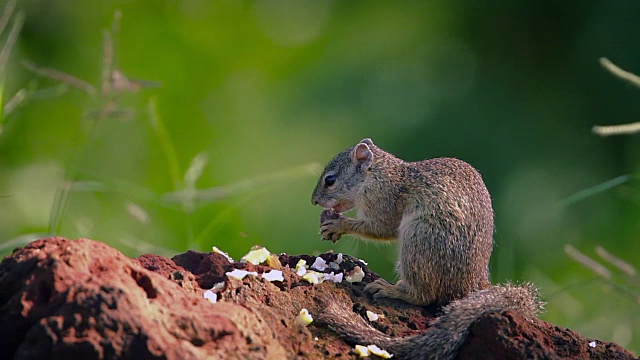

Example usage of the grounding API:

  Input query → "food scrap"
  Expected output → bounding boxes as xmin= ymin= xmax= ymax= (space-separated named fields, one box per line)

xmin=296 ymin=308 xmax=313 ymax=326
xmin=262 ymin=269 xmax=284 ymax=282
xmin=302 ymin=271 xmax=322 ymax=284
xmin=265 ymin=253 xmax=282 ymax=269
xmin=226 ymin=269 xmax=258 ymax=279
xmin=212 ymin=246 xmax=234 ymax=262
xmin=354 ymin=345 xmax=370 ymax=357
xmin=324 ymin=271 xmax=343 ymax=283
xmin=353 ymin=344 xmax=393 ymax=358
xmin=203 ymin=289 xmax=217 ymax=304
xmin=311 ymin=256 xmax=328 ymax=271
xmin=346 ymin=266 xmax=365 ymax=283
xmin=328 ymin=253 xmax=343 ymax=270
xmin=367 ymin=344 xmax=393 ymax=358
xmin=320 ymin=208 xmax=341 ymax=223
xmin=366 ymin=310 xmax=380 ymax=322
xmin=211 ymin=282 xmax=225 ymax=291
xmin=241 ymin=246 xmax=271 ymax=265
xmin=295 ymin=259 xmax=308 ymax=276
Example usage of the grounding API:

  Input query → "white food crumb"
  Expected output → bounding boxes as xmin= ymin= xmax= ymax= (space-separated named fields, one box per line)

xmin=589 ymin=341 xmax=597 ymax=348
xmin=368 ymin=344 xmax=393 ymax=358
xmin=203 ymin=289 xmax=217 ymax=303
xmin=211 ymin=282 xmax=225 ymax=291
xmin=241 ymin=247 xmax=271 ymax=265
xmin=226 ymin=269 xmax=258 ymax=279
xmin=324 ymin=272 xmax=343 ymax=283
xmin=212 ymin=246 xmax=234 ymax=262
xmin=262 ymin=269 xmax=284 ymax=282
xmin=346 ymin=266 xmax=365 ymax=283
xmin=366 ymin=310 xmax=379 ymax=322
xmin=336 ymin=253 xmax=343 ymax=264
xmin=296 ymin=308 xmax=313 ymax=326
xmin=295 ymin=259 xmax=308 ymax=276
xmin=314 ymin=337 xmax=318 ymax=341
xmin=354 ymin=344 xmax=370 ymax=357
xmin=311 ymin=256 xmax=328 ymax=271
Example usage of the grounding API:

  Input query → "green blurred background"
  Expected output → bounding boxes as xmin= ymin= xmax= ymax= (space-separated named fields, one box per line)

xmin=0 ymin=0 xmax=638 ymax=354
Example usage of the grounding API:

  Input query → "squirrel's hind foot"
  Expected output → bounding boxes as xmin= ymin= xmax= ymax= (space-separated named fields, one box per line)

xmin=365 ymin=279 xmax=422 ymax=305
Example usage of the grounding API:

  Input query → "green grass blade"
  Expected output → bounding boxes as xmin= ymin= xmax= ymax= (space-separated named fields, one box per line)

xmin=147 ymin=97 xmax=182 ymax=190
xmin=161 ymin=162 xmax=322 ymax=207
xmin=559 ymin=175 xmax=633 ymax=207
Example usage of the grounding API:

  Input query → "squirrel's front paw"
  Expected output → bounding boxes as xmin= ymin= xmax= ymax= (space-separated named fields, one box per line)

xmin=320 ymin=211 xmax=346 ymax=243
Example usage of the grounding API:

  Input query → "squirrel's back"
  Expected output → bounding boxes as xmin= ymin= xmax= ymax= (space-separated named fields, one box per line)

xmin=387 ymin=157 xmax=495 ymax=304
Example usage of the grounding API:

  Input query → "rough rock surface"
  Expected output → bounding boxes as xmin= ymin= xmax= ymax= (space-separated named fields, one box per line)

xmin=0 ymin=237 xmax=636 ymax=359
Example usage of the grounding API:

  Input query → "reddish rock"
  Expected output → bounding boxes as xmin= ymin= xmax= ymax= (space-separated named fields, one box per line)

xmin=0 ymin=237 xmax=636 ymax=359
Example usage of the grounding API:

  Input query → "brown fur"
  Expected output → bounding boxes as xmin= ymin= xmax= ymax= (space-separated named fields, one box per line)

xmin=311 ymin=138 xmax=543 ymax=358
xmin=312 ymin=138 xmax=493 ymax=304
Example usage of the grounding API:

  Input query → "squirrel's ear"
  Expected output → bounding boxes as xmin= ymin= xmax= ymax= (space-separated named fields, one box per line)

xmin=359 ymin=138 xmax=374 ymax=146
xmin=352 ymin=143 xmax=373 ymax=170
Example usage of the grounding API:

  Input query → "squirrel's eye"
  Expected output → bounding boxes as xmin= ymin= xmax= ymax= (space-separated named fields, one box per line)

xmin=324 ymin=174 xmax=336 ymax=187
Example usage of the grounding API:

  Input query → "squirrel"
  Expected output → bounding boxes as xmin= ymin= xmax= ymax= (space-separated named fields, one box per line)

xmin=311 ymin=138 xmax=543 ymax=359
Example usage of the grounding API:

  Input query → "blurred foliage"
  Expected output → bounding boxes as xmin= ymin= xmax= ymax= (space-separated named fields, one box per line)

xmin=0 ymin=0 xmax=638 ymax=354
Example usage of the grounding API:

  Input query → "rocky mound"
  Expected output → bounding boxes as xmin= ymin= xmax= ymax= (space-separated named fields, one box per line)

xmin=0 ymin=237 xmax=635 ymax=359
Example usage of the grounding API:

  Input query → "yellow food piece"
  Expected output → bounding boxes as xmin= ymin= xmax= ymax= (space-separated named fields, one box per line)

xmin=296 ymin=308 xmax=313 ymax=326
xmin=354 ymin=345 xmax=370 ymax=357
xmin=301 ymin=272 xmax=321 ymax=284
xmin=241 ymin=247 xmax=271 ymax=265
xmin=368 ymin=344 xmax=393 ymax=358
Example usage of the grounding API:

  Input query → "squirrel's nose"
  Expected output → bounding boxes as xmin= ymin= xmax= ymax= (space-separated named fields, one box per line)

xmin=312 ymin=199 xmax=318 ymax=205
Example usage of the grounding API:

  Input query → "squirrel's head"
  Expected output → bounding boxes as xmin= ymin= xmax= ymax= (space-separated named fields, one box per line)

xmin=311 ymin=138 xmax=374 ymax=212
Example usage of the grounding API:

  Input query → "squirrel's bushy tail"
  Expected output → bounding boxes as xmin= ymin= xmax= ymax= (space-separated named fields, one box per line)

xmin=317 ymin=283 xmax=543 ymax=360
